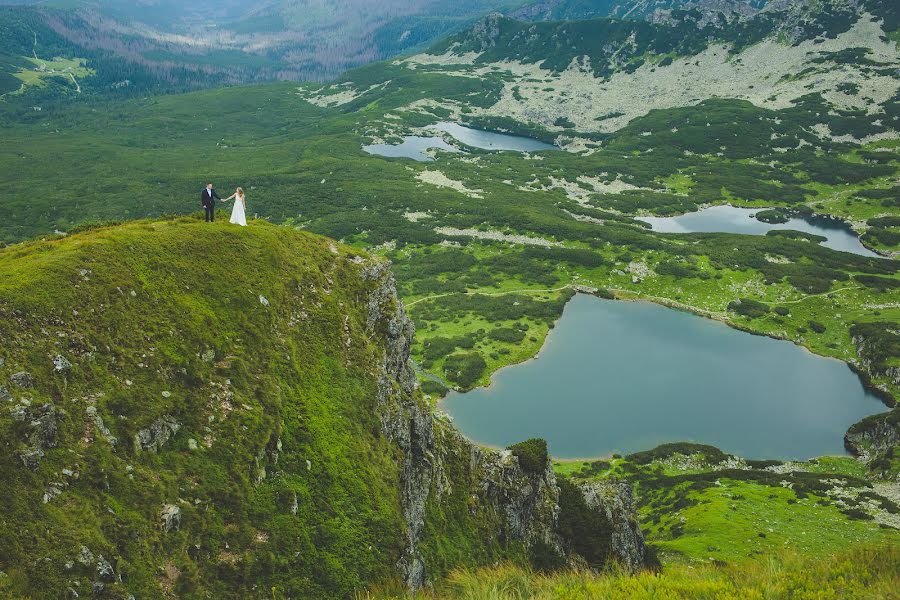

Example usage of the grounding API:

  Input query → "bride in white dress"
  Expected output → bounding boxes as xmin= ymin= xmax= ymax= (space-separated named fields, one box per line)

xmin=224 ymin=187 xmax=247 ymax=226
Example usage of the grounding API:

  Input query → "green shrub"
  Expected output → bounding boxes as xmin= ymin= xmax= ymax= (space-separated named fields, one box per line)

xmin=422 ymin=335 xmax=477 ymax=361
xmin=556 ymin=478 xmax=611 ymax=569
xmin=853 ymin=275 xmax=900 ymax=292
xmin=442 ymin=352 xmax=487 ymax=388
xmin=727 ymin=298 xmax=770 ymax=318
xmin=508 ymin=438 xmax=549 ymax=475
xmin=528 ymin=539 xmax=566 ymax=572
xmin=487 ymin=327 xmax=526 ymax=343
xmin=627 ymin=443 xmax=729 ymax=465
xmin=765 ymin=230 xmax=826 ymax=243
xmin=420 ymin=380 xmax=449 ymax=397
xmin=67 ymin=219 xmax=125 ymax=235
xmin=754 ymin=209 xmax=790 ymax=224
xmin=807 ymin=320 xmax=826 ymax=334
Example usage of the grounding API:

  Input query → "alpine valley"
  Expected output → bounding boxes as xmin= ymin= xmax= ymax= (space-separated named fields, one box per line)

xmin=0 ymin=0 xmax=898 ymax=598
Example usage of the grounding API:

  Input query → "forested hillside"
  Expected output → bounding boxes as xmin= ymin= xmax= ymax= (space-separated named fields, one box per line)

xmin=0 ymin=0 xmax=534 ymax=99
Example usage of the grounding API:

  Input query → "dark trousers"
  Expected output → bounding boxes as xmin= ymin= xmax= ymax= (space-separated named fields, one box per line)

xmin=204 ymin=205 xmax=215 ymax=222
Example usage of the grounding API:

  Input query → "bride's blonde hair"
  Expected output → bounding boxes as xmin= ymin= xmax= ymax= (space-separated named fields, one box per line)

xmin=236 ymin=187 xmax=245 ymax=198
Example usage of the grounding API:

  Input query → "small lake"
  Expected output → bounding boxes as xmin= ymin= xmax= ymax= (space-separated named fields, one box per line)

xmin=636 ymin=205 xmax=880 ymax=258
xmin=441 ymin=294 xmax=885 ymax=460
xmin=363 ymin=122 xmax=556 ymax=160
xmin=430 ymin=122 xmax=558 ymax=152
xmin=363 ymin=136 xmax=460 ymax=162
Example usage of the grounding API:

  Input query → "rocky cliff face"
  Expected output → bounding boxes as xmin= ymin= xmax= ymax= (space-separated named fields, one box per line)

xmin=845 ymin=409 xmax=900 ymax=480
xmin=361 ymin=259 xmax=644 ymax=588
xmin=579 ymin=480 xmax=646 ymax=572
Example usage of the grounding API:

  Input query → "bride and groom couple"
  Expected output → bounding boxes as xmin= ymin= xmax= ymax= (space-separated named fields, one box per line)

xmin=201 ymin=182 xmax=247 ymax=226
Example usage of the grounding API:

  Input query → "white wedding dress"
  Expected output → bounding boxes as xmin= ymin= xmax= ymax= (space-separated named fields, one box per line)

xmin=230 ymin=195 xmax=247 ymax=226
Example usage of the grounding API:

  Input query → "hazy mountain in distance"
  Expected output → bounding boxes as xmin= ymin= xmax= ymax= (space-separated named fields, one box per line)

xmin=509 ymin=0 xmax=771 ymax=22
xmin=0 ymin=0 xmax=533 ymax=87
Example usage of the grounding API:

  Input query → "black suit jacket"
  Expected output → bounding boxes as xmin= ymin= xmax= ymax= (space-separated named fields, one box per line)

xmin=201 ymin=188 xmax=221 ymax=208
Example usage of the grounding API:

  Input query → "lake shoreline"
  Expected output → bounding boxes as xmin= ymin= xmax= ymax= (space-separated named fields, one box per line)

xmin=436 ymin=288 xmax=896 ymax=410
xmin=437 ymin=289 xmax=893 ymax=462
xmin=636 ymin=202 xmax=890 ymax=258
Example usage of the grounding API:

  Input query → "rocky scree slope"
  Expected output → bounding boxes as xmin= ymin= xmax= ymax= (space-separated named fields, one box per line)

xmin=0 ymin=218 xmax=643 ymax=598
xmin=408 ymin=0 xmax=899 ymax=138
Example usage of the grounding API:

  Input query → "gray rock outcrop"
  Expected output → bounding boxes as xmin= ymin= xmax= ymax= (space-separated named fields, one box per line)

xmin=10 ymin=371 xmax=34 ymax=388
xmin=161 ymin=504 xmax=181 ymax=532
xmin=579 ymin=480 xmax=645 ymax=572
xmin=464 ymin=13 xmax=503 ymax=51
xmin=133 ymin=415 xmax=180 ymax=453
xmin=12 ymin=403 xmax=66 ymax=469
xmin=52 ymin=355 xmax=72 ymax=373
xmin=845 ymin=409 xmax=900 ymax=479
xmin=85 ymin=406 xmax=118 ymax=448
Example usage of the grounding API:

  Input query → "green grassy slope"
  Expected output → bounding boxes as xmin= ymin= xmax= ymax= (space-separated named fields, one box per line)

xmin=555 ymin=444 xmax=899 ymax=565
xmin=378 ymin=545 xmax=900 ymax=599
xmin=0 ymin=217 xmax=660 ymax=598
xmin=0 ymin=218 xmax=411 ymax=598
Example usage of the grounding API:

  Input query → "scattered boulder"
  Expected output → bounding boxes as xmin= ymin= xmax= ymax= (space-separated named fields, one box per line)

xmin=85 ymin=406 xmax=118 ymax=448
xmin=0 ymin=385 xmax=10 ymax=402
xmin=52 ymin=355 xmax=72 ymax=373
xmin=10 ymin=372 xmax=34 ymax=388
xmin=161 ymin=504 xmax=181 ymax=532
xmin=77 ymin=545 xmax=94 ymax=566
xmin=14 ymin=403 xmax=66 ymax=469
xmin=95 ymin=555 xmax=115 ymax=582
xmin=134 ymin=415 xmax=180 ymax=452
xmin=20 ymin=448 xmax=45 ymax=470
xmin=259 ymin=295 xmax=270 ymax=307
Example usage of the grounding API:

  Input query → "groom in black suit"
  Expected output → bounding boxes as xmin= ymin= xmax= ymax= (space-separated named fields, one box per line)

xmin=201 ymin=182 xmax=221 ymax=222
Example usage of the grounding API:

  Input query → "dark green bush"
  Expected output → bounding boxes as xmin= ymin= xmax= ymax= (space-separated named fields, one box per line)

xmin=848 ymin=323 xmax=900 ymax=374
xmin=442 ymin=352 xmax=487 ymax=388
xmin=420 ymin=380 xmax=448 ymax=397
xmin=556 ymin=477 xmax=612 ymax=569
xmin=487 ymin=327 xmax=526 ymax=343
xmin=754 ymin=209 xmax=790 ymax=224
xmin=765 ymin=230 xmax=827 ymax=243
xmin=727 ymin=298 xmax=770 ymax=318
xmin=627 ymin=443 xmax=729 ymax=465
xmin=528 ymin=539 xmax=567 ymax=572
xmin=422 ymin=335 xmax=477 ymax=361
xmin=68 ymin=219 xmax=125 ymax=235
xmin=807 ymin=320 xmax=826 ymax=334
xmin=508 ymin=438 xmax=549 ymax=475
